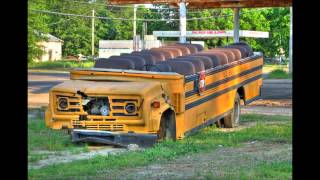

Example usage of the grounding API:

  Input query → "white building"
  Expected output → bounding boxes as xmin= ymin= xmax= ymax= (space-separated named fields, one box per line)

xmin=36 ymin=34 xmax=63 ymax=62
xmin=99 ymin=36 xmax=161 ymax=58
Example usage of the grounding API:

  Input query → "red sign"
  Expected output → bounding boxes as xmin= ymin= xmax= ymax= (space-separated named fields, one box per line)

xmin=198 ymin=71 xmax=206 ymax=95
xmin=192 ymin=30 xmax=226 ymax=35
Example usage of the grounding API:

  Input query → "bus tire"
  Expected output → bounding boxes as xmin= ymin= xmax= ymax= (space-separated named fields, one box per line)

xmin=157 ymin=110 xmax=176 ymax=141
xmin=223 ymin=93 xmax=241 ymax=128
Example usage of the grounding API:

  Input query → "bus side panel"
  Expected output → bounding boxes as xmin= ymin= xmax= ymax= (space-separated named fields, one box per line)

xmin=243 ymin=78 xmax=263 ymax=103
xmin=182 ymin=89 xmax=236 ymax=134
xmin=182 ymin=70 xmax=262 ymax=134
xmin=181 ymin=57 xmax=263 ymax=136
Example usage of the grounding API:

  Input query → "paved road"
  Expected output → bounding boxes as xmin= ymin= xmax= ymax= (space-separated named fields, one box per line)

xmin=28 ymin=72 xmax=70 ymax=94
xmin=261 ymin=79 xmax=292 ymax=99
xmin=28 ymin=71 xmax=292 ymax=107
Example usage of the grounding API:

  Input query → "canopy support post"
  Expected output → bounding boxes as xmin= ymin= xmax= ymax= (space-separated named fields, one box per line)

xmin=133 ymin=4 xmax=137 ymax=51
xmin=179 ymin=1 xmax=187 ymax=43
xmin=233 ymin=8 xmax=240 ymax=43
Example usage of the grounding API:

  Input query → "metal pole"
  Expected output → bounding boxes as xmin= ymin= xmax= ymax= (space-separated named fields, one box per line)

xmin=289 ymin=6 xmax=293 ymax=73
xmin=233 ymin=8 xmax=240 ymax=43
xmin=133 ymin=4 xmax=137 ymax=37
xmin=145 ymin=21 xmax=147 ymax=35
xmin=91 ymin=9 xmax=95 ymax=56
xmin=133 ymin=4 xmax=137 ymax=50
xmin=179 ymin=1 xmax=187 ymax=43
xmin=142 ymin=21 xmax=147 ymax=50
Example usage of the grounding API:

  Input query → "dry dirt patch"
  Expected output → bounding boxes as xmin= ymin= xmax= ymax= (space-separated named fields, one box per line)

xmin=248 ymin=99 xmax=292 ymax=107
xmin=29 ymin=146 xmax=129 ymax=170
xmin=241 ymin=99 xmax=292 ymax=116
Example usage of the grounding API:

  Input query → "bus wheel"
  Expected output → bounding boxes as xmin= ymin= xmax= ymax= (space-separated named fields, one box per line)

xmin=223 ymin=93 xmax=241 ymax=128
xmin=157 ymin=110 xmax=176 ymax=141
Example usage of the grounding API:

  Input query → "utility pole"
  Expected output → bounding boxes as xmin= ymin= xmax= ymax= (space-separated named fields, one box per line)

xmin=179 ymin=0 xmax=187 ymax=43
xmin=289 ymin=6 xmax=293 ymax=73
xmin=233 ymin=8 xmax=240 ymax=43
xmin=91 ymin=9 xmax=95 ymax=56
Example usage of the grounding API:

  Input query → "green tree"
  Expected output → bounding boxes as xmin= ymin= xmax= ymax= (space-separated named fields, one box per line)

xmin=48 ymin=0 xmax=95 ymax=56
xmin=266 ymin=8 xmax=290 ymax=58
xmin=28 ymin=0 xmax=50 ymax=62
xmin=239 ymin=8 xmax=271 ymax=55
xmin=187 ymin=9 xmax=234 ymax=47
xmin=28 ymin=0 xmax=290 ymax=62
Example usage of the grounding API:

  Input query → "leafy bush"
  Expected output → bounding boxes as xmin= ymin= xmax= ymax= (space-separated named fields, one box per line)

xmin=28 ymin=60 xmax=95 ymax=69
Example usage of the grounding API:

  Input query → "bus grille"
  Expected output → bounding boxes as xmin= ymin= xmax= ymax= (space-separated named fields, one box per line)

xmin=85 ymin=124 xmax=125 ymax=131
xmin=54 ymin=94 xmax=140 ymax=118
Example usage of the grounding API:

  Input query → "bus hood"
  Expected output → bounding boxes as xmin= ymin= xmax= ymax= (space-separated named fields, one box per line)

xmin=50 ymin=80 xmax=163 ymax=96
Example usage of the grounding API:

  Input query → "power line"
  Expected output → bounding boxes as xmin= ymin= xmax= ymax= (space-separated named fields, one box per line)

xmin=28 ymin=1 xmax=94 ymax=12
xmin=30 ymin=0 xmax=273 ymax=17
xmin=48 ymin=10 xmax=92 ymax=25
xmin=32 ymin=0 xmax=281 ymax=14
xmin=30 ymin=9 xmax=237 ymax=22
xmin=64 ymin=0 xmax=277 ymax=11
xmin=64 ymin=0 xmax=179 ymax=9
xmin=30 ymin=0 xmax=212 ymax=14
xmin=30 ymin=9 xmax=140 ymax=21
xmin=30 ymin=1 xmax=167 ymax=15
xmin=29 ymin=7 xmax=279 ymax=24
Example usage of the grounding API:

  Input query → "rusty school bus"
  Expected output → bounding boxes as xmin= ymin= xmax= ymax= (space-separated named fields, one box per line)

xmin=45 ymin=42 xmax=263 ymax=147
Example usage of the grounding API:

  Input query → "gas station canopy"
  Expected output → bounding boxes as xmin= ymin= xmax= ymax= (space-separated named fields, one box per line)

xmin=108 ymin=0 xmax=293 ymax=73
xmin=108 ymin=0 xmax=292 ymax=8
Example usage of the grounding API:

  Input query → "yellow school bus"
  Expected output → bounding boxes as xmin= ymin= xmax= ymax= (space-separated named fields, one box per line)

xmin=45 ymin=42 xmax=263 ymax=147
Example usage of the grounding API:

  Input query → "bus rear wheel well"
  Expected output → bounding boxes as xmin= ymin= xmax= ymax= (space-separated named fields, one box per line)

xmin=237 ymin=87 xmax=245 ymax=104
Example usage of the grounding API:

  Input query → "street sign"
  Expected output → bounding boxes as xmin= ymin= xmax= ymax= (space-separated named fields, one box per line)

xmin=153 ymin=30 xmax=269 ymax=38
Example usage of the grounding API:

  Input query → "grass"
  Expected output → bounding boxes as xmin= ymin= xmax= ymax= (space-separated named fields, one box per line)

xmin=262 ymin=63 xmax=292 ymax=79
xmin=238 ymin=160 xmax=292 ymax=179
xmin=28 ymin=60 xmax=95 ymax=70
xmin=263 ymin=64 xmax=288 ymax=73
xmin=28 ymin=120 xmax=88 ymax=163
xmin=28 ymin=114 xmax=292 ymax=179
xmin=268 ymin=69 xmax=292 ymax=79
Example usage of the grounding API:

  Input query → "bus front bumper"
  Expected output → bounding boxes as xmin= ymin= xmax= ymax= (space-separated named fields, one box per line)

xmin=71 ymin=129 xmax=158 ymax=148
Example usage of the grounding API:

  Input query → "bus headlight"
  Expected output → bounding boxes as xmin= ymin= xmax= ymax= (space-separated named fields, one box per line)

xmin=125 ymin=103 xmax=136 ymax=114
xmin=58 ymin=97 xmax=68 ymax=109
